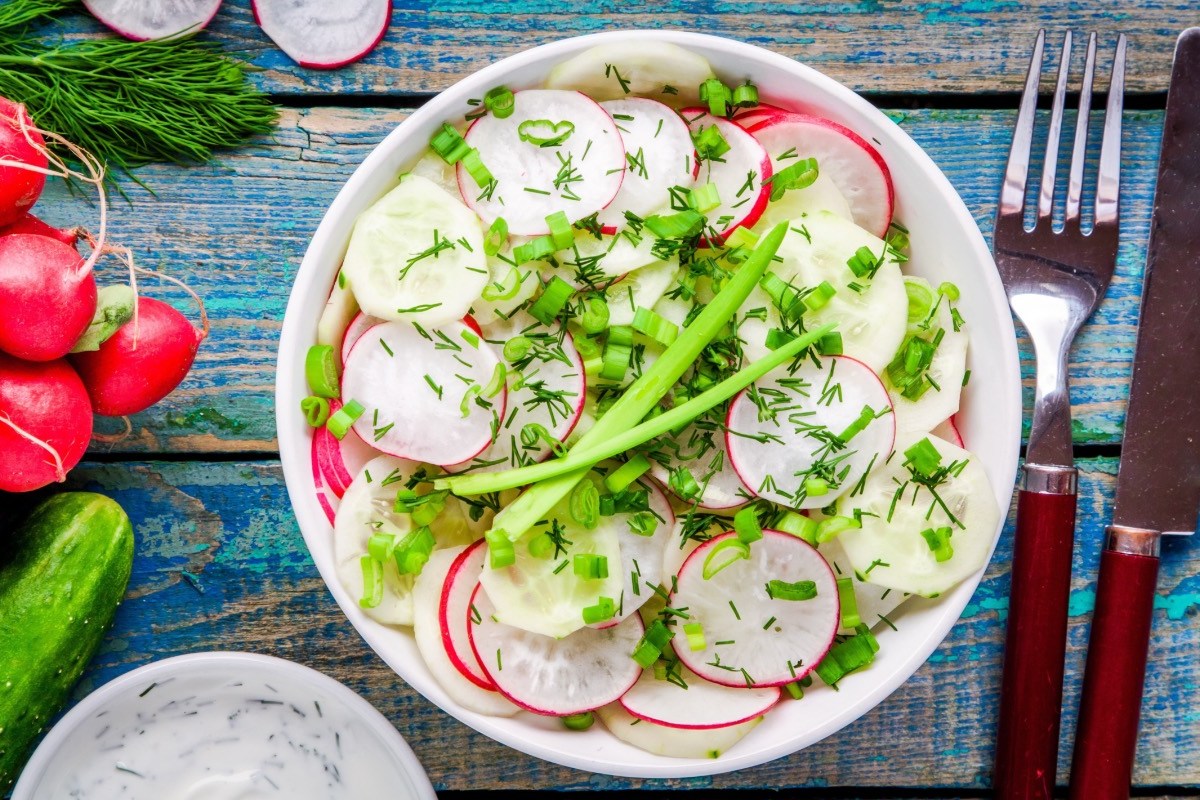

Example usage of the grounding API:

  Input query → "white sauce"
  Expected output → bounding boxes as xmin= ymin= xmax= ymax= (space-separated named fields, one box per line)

xmin=27 ymin=671 xmax=420 ymax=799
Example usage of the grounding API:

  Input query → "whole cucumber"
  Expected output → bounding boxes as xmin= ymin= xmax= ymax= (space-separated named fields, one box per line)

xmin=0 ymin=492 xmax=134 ymax=790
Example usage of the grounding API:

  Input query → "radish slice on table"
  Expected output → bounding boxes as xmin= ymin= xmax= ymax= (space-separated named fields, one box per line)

xmin=670 ymin=530 xmax=840 ymax=687
xmin=414 ymin=546 xmax=519 ymax=717
xmin=932 ymin=416 xmax=964 ymax=447
xmin=83 ymin=0 xmax=222 ymax=40
xmin=834 ymin=431 xmax=1000 ymax=597
xmin=726 ymin=356 xmax=895 ymax=510
xmin=596 ymin=702 xmax=762 ymax=759
xmin=744 ymin=111 xmax=894 ymax=238
xmin=681 ymin=109 xmax=771 ymax=240
xmin=597 ymin=98 xmax=697 ymax=232
xmin=887 ymin=280 xmax=969 ymax=435
xmin=469 ymin=584 xmax=645 ymax=715
xmin=649 ymin=415 xmax=748 ymax=511
xmin=461 ymin=90 xmax=625 ymax=236
xmin=544 ymin=42 xmax=715 ymax=106
xmin=817 ymin=535 xmax=910 ymax=634
xmin=341 ymin=319 xmax=506 ymax=466
xmin=341 ymin=173 xmax=487 ymax=328
xmin=619 ymin=663 xmax=780 ymax=729
xmin=252 ymin=0 xmax=391 ymax=69
xmin=441 ymin=540 xmax=498 ymax=690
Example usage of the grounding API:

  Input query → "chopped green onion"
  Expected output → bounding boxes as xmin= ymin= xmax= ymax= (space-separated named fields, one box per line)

xmin=604 ymin=455 xmax=651 ymax=493
xmin=575 ymin=334 xmax=604 ymax=377
xmin=687 ymin=183 xmax=721 ymax=214
xmin=766 ymin=157 xmax=819 ymax=201
xmin=484 ymin=85 xmax=515 ymax=118
xmin=483 ymin=362 xmax=507 ymax=397
xmin=631 ymin=620 xmax=675 ymax=668
xmin=581 ymin=596 xmax=616 ymax=624
xmin=764 ymin=328 xmax=795 ymax=351
xmin=367 ymin=533 xmax=397 ymax=562
xmin=358 ymin=556 xmax=384 ymax=608
xmin=815 ymin=515 xmax=859 ymax=543
xmin=683 ymin=622 xmax=706 ymax=651
xmin=460 ymin=148 xmax=493 ymax=188
xmin=804 ymin=477 xmax=829 ymax=497
xmin=903 ymin=437 xmax=943 ymax=477
xmin=905 ymin=279 xmax=935 ymax=324
xmin=300 ymin=395 xmax=331 ymax=427
xmin=580 ymin=295 xmax=610 ymax=334
xmin=561 ymin=711 xmax=595 ymax=731
xmin=732 ymin=81 xmax=759 ymax=108
xmin=803 ymin=280 xmax=837 ymax=312
xmin=569 ymin=480 xmax=600 ymax=528
xmin=546 ymin=210 xmax=574 ymax=250
xmin=485 ymin=529 xmax=515 ymax=569
xmin=528 ymin=532 xmax=554 ymax=559
xmin=395 ymin=526 xmax=436 ymax=574
xmin=815 ymin=627 xmax=879 ymax=686
xmin=766 ymin=578 xmax=818 ymax=601
xmin=643 ymin=209 xmax=704 ymax=240
xmin=784 ymin=681 xmax=805 ymax=700
xmin=938 ymin=281 xmax=961 ymax=302
xmin=517 ymin=118 xmax=575 ymax=147
xmin=699 ymin=77 xmax=732 ymax=117
xmin=503 ymin=335 xmax=531 ymax=362
xmin=725 ymin=225 xmax=758 ymax=252
xmin=920 ymin=526 xmax=955 ymax=562
xmin=847 ymin=245 xmax=882 ymax=279
xmin=836 ymin=405 xmax=877 ymax=444
xmin=631 ymin=640 xmax=661 ymax=669
xmin=430 ymin=123 xmax=472 ymax=164
xmin=759 ymin=272 xmax=804 ymax=320
xmin=837 ymin=577 xmax=861 ymax=629
xmin=776 ymin=511 xmax=818 ymax=545
xmin=632 ymin=306 xmax=679 ymax=346
xmin=692 ymin=124 xmax=731 ymax=160
xmin=645 ymin=620 xmax=674 ymax=649
xmin=627 ymin=511 xmax=658 ymax=538
xmin=600 ymin=325 xmax=634 ymax=382
xmin=460 ymin=385 xmax=482 ymax=418
xmin=668 ymin=467 xmax=701 ymax=500
xmin=305 ymin=344 xmax=340 ymax=399
xmin=513 ymin=235 xmax=556 ymax=265
xmin=327 ymin=400 xmax=365 ymax=440
xmin=702 ymin=537 xmax=751 ymax=579
xmin=733 ymin=506 xmax=763 ymax=544
xmin=529 ymin=276 xmax=574 ymax=325
xmin=483 ymin=218 xmax=509 ymax=257
xmin=482 ymin=266 xmax=523 ymax=302
xmin=573 ymin=553 xmax=609 ymax=580
xmin=816 ymin=331 xmax=843 ymax=356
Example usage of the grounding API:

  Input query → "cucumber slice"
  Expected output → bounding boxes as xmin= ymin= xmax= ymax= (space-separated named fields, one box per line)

xmin=544 ymin=41 xmax=715 ymax=106
xmin=539 ymin=227 xmax=658 ymax=289
xmin=834 ymin=432 xmax=1000 ymax=596
xmin=649 ymin=415 xmax=748 ymax=511
xmin=596 ymin=702 xmax=762 ymax=759
xmin=470 ymin=258 xmax=540 ymax=326
xmin=341 ymin=174 xmax=488 ymax=327
xmin=598 ymin=98 xmax=697 ymax=230
xmin=316 ymin=269 xmax=359 ymax=355
xmin=887 ymin=280 xmax=969 ymax=435
xmin=409 ymin=148 xmax=461 ymax=197
xmin=817 ymin=535 xmax=910 ymax=634
xmin=754 ymin=173 xmax=853 ymax=232
xmin=603 ymin=258 xmax=680 ymax=328
xmin=605 ymin=478 xmax=674 ymax=625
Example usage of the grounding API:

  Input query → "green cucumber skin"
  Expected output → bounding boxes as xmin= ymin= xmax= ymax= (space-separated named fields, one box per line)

xmin=0 ymin=492 xmax=134 ymax=791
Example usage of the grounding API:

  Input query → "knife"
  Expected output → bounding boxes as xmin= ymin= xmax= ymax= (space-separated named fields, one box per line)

xmin=1068 ymin=27 xmax=1200 ymax=800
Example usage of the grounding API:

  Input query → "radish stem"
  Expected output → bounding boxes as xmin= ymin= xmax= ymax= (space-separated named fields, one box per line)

xmin=485 ymin=221 xmax=791 ymax=543
xmin=0 ymin=413 xmax=65 ymax=482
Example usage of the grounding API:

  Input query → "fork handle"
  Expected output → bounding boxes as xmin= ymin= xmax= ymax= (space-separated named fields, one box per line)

xmin=993 ymin=466 xmax=1078 ymax=800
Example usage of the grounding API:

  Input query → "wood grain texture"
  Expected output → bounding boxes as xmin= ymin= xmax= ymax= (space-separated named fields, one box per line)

xmin=59 ymin=457 xmax=1199 ymax=791
xmin=32 ymin=106 xmax=1159 ymax=456
xmin=42 ymin=2 xmax=1194 ymax=96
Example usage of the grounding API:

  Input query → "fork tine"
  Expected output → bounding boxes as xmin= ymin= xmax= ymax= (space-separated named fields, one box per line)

xmin=999 ymin=30 xmax=1045 ymax=217
xmin=1094 ymin=34 xmax=1126 ymax=226
xmin=1065 ymin=33 xmax=1097 ymax=223
xmin=1037 ymin=32 xmax=1072 ymax=221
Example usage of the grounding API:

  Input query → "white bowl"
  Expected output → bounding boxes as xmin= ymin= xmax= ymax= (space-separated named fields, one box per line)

xmin=276 ymin=30 xmax=1021 ymax=779
xmin=12 ymin=652 xmax=436 ymax=799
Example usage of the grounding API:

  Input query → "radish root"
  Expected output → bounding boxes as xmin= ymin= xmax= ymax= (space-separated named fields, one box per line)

xmin=92 ymin=416 xmax=133 ymax=446
xmin=0 ymin=413 xmax=66 ymax=483
xmin=0 ymin=102 xmax=107 ymax=280
xmin=132 ymin=263 xmax=210 ymax=342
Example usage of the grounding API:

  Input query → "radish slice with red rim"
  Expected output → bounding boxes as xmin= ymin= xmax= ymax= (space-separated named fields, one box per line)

xmin=83 ymin=0 xmax=222 ymax=40
xmin=619 ymin=663 xmax=780 ymax=729
xmin=341 ymin=319 xmax=506 ymax=466
xmin=252 ymin=0 xmax=391 ymax=69
xmin=932 ymin=416 xmax=964 ymax=447
xmin=461 ymin=90 xmax=625 ymax=236
xmin=596 ymin=702 xmax=763 ymax=759
xmin=602 ymin=478 xmax=675 ymax=626
xmin=680 ymin=109 xmax=771 ymax=241
xmin=340 ymin=310 xmax=384 ymax=365
xmin=726 ymin=356 xmax=895 ymax=510
xmin=441 ymin=540 xmax=496 ymax=690
xmin=670 ymin=530 xmax=840 ymax=687
xmin=648 ymin=413 xmax=748 ymax=511
xmin=311 ymin=398 xmax=377 ymax=498
xmin=597 ymin=98 xmax=697 ymax=233
xmin=745 ymin=111 xmax=894 ymax=238
xmin=469 ymin=583 xmax=645 ymax=715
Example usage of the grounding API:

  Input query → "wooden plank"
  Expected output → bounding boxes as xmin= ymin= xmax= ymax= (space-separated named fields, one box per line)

xmin=40 ymin=3 xmax=1192 ymax=97
xmin=33 ymin=106 xmax=1158 ymax=456
xmin=55 ymin=457 xmax=1199 ymax=790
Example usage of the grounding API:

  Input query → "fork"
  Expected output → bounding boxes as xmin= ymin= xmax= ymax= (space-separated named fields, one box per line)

xmin=991 ymin=30 xmax=1126 ymax=800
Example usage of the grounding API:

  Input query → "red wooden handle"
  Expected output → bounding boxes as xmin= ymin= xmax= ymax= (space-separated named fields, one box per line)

xmin=993 ymin=489 xmax=1078 ymax=799
xmin=1068 ymin=547 xmax=1160 ymax=800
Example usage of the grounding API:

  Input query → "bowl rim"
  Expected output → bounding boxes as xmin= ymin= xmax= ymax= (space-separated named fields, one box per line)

xmin=275 ymin=28 xmax=1021 ymax=779
xmin=10 ymin=651 xmax=438 ymax=799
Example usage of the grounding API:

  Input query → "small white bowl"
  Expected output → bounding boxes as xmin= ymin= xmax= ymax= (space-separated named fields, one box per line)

xmin=276 ymin=30 xmax=1021 ymax=778
xmin=12 ymin=652 xmax=436 ymax=800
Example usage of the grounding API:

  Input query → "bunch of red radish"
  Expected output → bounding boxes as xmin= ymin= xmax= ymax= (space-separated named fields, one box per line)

xmin=0 ymin=98 xmax=207 ymax=494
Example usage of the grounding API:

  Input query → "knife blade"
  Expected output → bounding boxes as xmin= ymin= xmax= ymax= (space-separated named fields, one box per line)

xmin=1068 ymin=27 xmax=1200 ymax=800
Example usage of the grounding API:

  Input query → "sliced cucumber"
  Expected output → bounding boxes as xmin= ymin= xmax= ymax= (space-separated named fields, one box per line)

xmin=596 ymin=702 xmax=762 ymax=759
xmin=341 ymin=174 xmax=488 ymax=327
xmin=550 ymin=227 xmax=660 ymax=287
xmin=834 ymin=432 xmax=1000 ymax=596
xmin=754 ymin=173 xmax=853 ymax=232
xmin=817 ymin=535 xmax=910 ymax=634
xmin=544 ymin=41 xmax=715 ymax=106
xmin=887 ymin=280 xmax=969 ymax=435
xmin=605 ymin=478 xmax=674 ymax=625
xmin=408 ymin=149 xmax=461 ymax=198
xmin=316 ymin=269 xmax=359 ymax=355
xmin=603 ymin=258 xmax=680 ymax=328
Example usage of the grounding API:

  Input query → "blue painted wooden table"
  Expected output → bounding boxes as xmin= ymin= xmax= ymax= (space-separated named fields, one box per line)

xmin=13 ymin=3 xmax=1200 ymax=796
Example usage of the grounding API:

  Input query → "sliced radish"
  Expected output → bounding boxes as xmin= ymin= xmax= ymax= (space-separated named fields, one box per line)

xmin=252 ymin=0 xmax=391 ymax=69
xmin=441 ymin=540 xmax=497 ymax=690
xmin=461 ymin=90 xmax=625 ymax=236
xmin=597 ymin=98 xmax=697 ymax=232
xmin=596 ymin=702 xmax=762 ymax=759
xmin=341 ymin=320 xmax=506 ymax=466
xmin=619 ymin=664 xmax=780 ymax=729
xmin=469 ymin=583 xmax=644 ymax=715
xmin=543 ymin=41 xmax=715 ymax=106
xmin=414 ymin=546 xmax=519 ymax=717
xmin=680 ymin=109 xmax=771 ymax=241
xmin=726 ymin=356 xmax=895 ymax=510
xmin=340 ymin=310 xmax=385 ymax=365
xmin=83 ymin=0 xmax=222 ymax=40
xmin=604 ymin=478 xmax=675 ymax=625
xmin=313 ymin=466 xmax=338 ymax=526
xmin=745 ymin=111 xmax=894 ymax=238
xmin=731 ymin=103 xmax=791 ymax=129
xmin=311 ymin=399 xmax=377 ymax=498
xmin=932 ymin=416 xmax=964 ymax=447
xmin=671 ymin=530 xmax=840 ymax=687
xmin=649 ymin=414 xmax=748 ymax=511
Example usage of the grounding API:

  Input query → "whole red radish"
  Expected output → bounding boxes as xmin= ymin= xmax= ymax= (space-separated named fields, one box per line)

xmin=0 ymin=98 xmax=48 ymax=228
xmin=0 ymin=353 xmax=93 ymax=492
xmin=71 ymin=296 xmax=205 ymax=416
xmin=0 ymin=233 xmax=97 ymax=361
xmin=0 ymin=213 xmax=79 ymax=248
